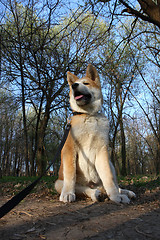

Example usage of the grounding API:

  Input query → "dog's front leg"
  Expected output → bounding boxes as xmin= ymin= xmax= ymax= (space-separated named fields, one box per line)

xmin=95 ymin=147 xmax=130 ymax=204
xmin=60 ymin=144 xmax=76 ymax=203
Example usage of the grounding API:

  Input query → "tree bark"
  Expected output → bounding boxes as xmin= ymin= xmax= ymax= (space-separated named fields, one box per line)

xmin=138 ymin=0 xmax=160 ymax=26
xmin=120 ymin=117 xmax=127 ymax=176
xmin=99 ymin=0 xmax=160 ymax=28
xmin=36 ymin=101 xmax=51 ymax=175
xmin=156 ymin=114 xmax=160 ymax=175
xmin=20 ymin=48 xmax=29 ymax=176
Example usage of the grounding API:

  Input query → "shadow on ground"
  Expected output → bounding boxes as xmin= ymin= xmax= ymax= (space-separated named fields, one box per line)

xmin=0 ymin=188 xmax=160 ymax=240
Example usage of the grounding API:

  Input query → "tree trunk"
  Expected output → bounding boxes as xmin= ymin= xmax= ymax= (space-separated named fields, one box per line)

xmin=18 ymin=38 xmax=29 ymax=176
xmin=30 ymin=128 xmax=35 ymax=176
xmin=120 ymin=118 xmax=127 ymax=176
xmin=21 ymin=62 xmax=29 ymax=176
xmin=36 ymin=101 xmax=51 ymax=175
xmin=138 ymin=0 xmax=160 ymax=26
xmin=156 ymin=113 xmax=160 ymax=175
xmin=156 ymin=141 xmax=160 ymax=175
xmin=0 ymin=126 xmax=2 ymax=177
xmin=37 ymin=137 xmax=47 ymax=176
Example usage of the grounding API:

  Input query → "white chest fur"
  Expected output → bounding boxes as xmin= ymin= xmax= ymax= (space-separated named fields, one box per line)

xmin=71 ymin=114 xmax=109 ymax=183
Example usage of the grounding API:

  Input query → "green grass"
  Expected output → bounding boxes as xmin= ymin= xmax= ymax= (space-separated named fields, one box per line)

xmin=118 ymin=175 xmax=160 ymax=190
xmin=0 ymin=176 xmax=57 ymax=197
xmin=0 ymin=175 xmax=159 ymax=197
xmin=0 ymin=175 xmax=57 ymax=183
xmin=0 ymin=176 xmax=38 ymax=183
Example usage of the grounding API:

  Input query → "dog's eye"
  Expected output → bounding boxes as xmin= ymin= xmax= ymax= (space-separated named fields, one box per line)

xmin=83 ymin=82 xmax=89 ymax=85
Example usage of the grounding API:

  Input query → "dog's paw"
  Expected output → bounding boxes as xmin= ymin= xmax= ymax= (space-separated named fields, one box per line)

xmin=60 ymin=192 xmax=76 ymax=203
xmin=91 ymin=189 xmax=101 ymax=202
xmin=119 ymin=188 xmax=136 ymax=199
xmin=109 ymin=194 xmax=130 ymax=204
xmin=127 ymin=190 xmax=136 ymax=199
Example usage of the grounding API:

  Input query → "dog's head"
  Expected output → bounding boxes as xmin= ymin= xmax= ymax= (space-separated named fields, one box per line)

xmin=67 ymin=64 xmax=103 ymax=114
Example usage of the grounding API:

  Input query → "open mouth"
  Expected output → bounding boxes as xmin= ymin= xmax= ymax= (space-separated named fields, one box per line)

xmin=74 ymin=91 xmax=91 ymax=101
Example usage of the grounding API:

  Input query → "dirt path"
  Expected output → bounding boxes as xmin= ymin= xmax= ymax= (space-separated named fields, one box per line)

xmin=0 ymin=188 xmax=160 ymax=240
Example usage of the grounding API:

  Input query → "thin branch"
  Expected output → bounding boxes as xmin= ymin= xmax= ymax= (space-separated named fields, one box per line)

xmin=128 ymin=89 xmax=158 ymax=140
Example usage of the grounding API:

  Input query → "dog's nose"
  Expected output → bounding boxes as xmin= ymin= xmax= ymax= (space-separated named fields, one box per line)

xmin=72 ymin=83 xmax=79 ymax=90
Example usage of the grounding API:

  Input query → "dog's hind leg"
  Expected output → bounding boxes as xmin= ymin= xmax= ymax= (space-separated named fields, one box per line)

xmin=55 ymin=179 xmax=63 ymax=194
xmin=75 ymin=184 xmax=101 ymax=202
xmin=55 ymin=180 xmax=102 ymax=202
xmin=119 ymin=188 xmax=136 ymax=199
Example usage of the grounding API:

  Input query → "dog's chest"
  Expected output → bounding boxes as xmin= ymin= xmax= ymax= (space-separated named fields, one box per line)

xmin=71 ymin=114 xmax=108 ymax=146
xmin=71 ymin=114 xmax=109 ymax=183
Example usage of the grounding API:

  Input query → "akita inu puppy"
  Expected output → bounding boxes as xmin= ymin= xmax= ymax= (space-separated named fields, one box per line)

xmin=55 ymin=64 xmax=136 ymax=203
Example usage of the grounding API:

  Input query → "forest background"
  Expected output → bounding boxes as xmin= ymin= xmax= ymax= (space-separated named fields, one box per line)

xmin=0 ymin=0 xmax=159 ymax=178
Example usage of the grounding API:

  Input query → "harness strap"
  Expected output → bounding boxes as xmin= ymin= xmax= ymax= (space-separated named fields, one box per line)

xmin=0 ymin=123 xmax=71 ymax=219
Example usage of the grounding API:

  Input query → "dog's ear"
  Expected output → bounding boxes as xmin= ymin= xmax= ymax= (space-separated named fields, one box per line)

xmin=67 ymin=72 xmax=79 ymax=85
xmin=86 ymin=64 xmax=101 ymax=87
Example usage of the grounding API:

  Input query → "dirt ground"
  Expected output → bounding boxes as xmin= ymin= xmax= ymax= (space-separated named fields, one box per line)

xmin=0 ymin=186 xmax=160 ymax=240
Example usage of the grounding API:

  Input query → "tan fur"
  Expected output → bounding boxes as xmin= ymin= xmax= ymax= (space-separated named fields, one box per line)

xmin=55 ymin=64 xmax=136 ymax=203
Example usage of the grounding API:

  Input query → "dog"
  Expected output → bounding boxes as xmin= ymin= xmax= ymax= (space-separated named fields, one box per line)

xmin=55 ymin=64 xmax=136 ymax=203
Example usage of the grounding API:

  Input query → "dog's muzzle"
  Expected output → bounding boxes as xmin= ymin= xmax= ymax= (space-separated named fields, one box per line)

xmin=72 ymin=83 xmax=92 ymax=105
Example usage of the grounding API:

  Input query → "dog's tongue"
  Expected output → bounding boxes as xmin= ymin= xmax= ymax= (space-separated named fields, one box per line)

xmin=75 ymin=95 xmax=84 ymax=100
